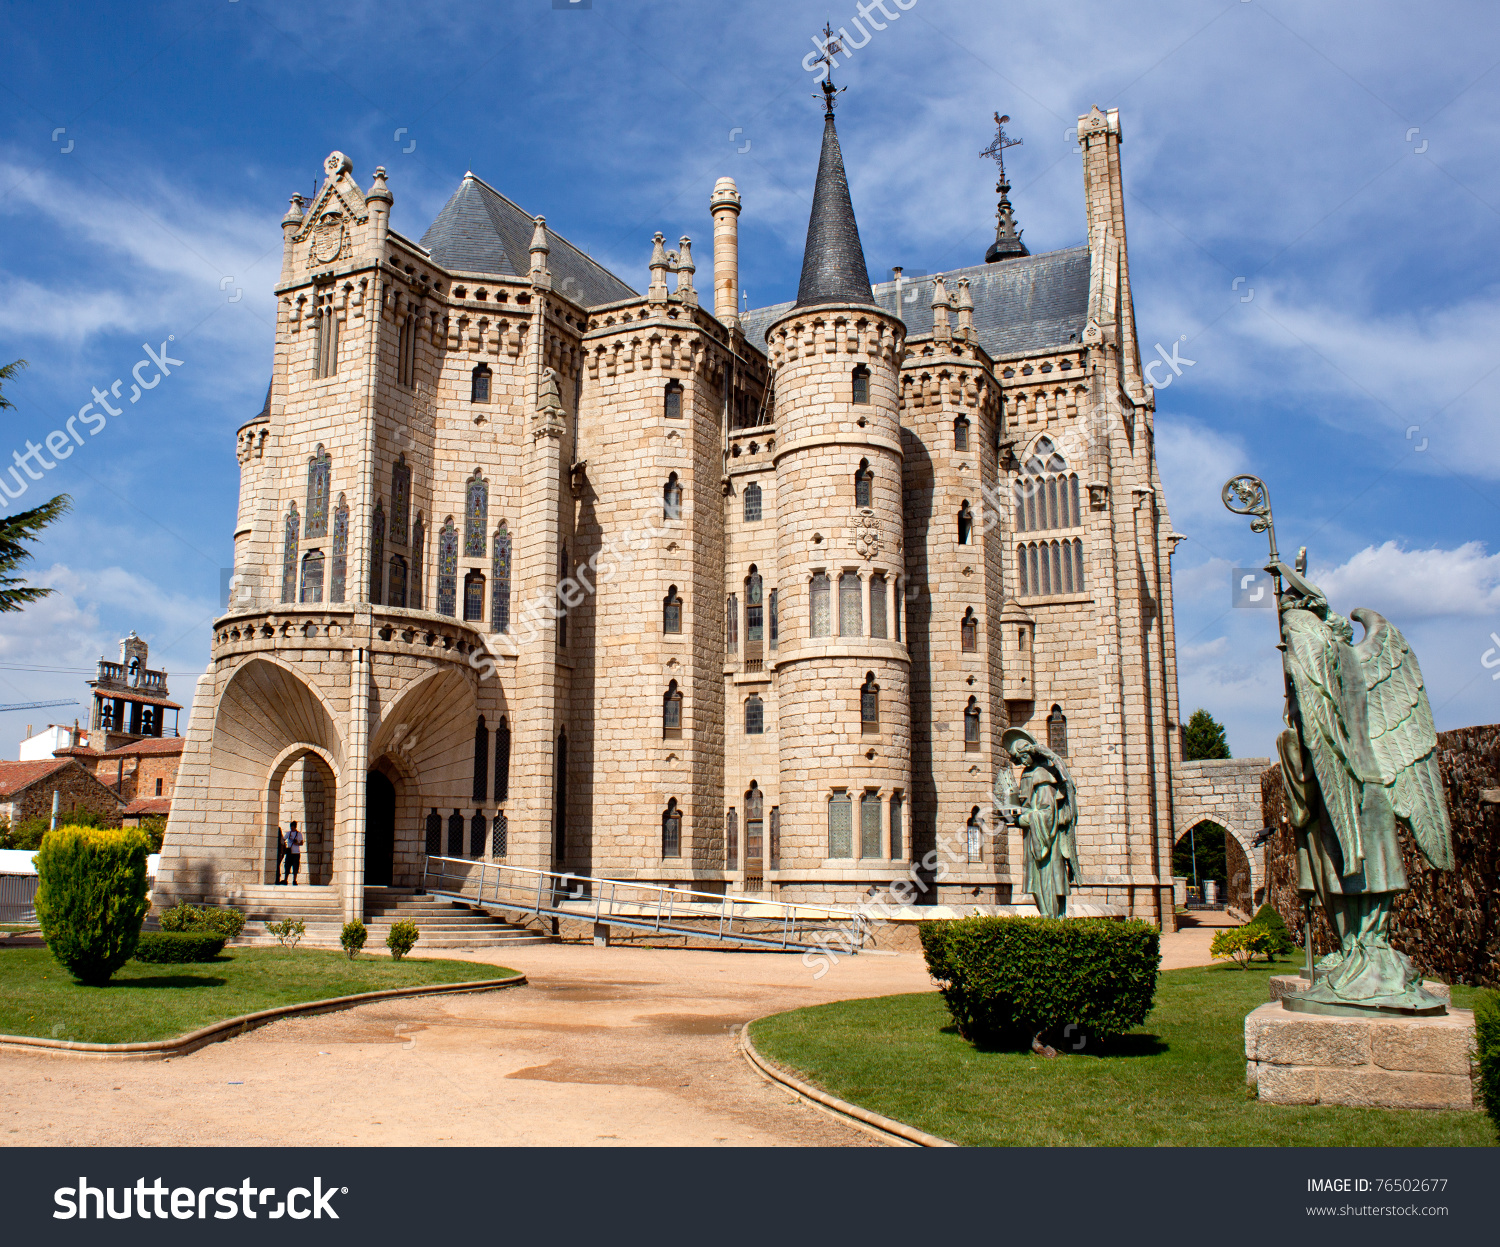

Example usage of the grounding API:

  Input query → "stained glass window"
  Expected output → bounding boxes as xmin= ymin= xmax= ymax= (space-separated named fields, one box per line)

xmin=388 ymin=554 xmax=407 ymax=608
xmin=743 ymin=482 xmax=762 ymax=523
xmin=306 ymin=446 xmax=330 ymax=538
xmin=299 ymin=552 xmax=324 ymax=604
xmin=330 ymin=495 xmax=348 ymax=603
xmin=492 ymin=525 xmax=511 ymax=633
xmin=663 ymin=585 xmax=681 ymax=634
xmin=768 ymin=589 xmax=778 ymax=649
xmin=410 ymin=515 xmax=424 ymax=609
xmin=473 ymin=716 xmax=489 ymax=801
xmin=725 ymin=808 xmax=738 ymax=868
xmin=662 ymin=800 xmax=681 ymax=857
xmin=494 ymin=717 xmax=510 ymax=802
xmin=861 ymin=791 xmax=882 ymax=859
xmin=890 ymin=792 xmax=904 ymax=861
xmin=828 ymin=793 xmax=852 ymax=858
xmin=839 ymin=572 xmax=862 ymax=636
xmin=370 ymin=501 xmax=385 ymax=605
xmin=870 ymin=574 xmax=887 ymax=639
xmin=281 ymin=502 xmax=299 ymax=604
xmin=746 ymin=570 xmax=763 ymax=642
xmin=852 ymin=365 xmax=870 ymax=405
xmin=391 ymin=456 xmax=410 ymax=546
xmin=810 ymin=573 xmax=830 ymax=637
xmin=1048 ymin=705 xmax=1068 ymax=757
xmin=464 ymin=572 xmax=485 ymax=622
xmin=464 ymin=471 xmax=487 ymax=558
xmin=436 ymin=519 xmax=458 ymax=616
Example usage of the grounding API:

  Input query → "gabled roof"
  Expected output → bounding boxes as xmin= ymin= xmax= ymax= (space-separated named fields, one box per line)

xmin=101 ymin=736 xmax=185 ymax=757
xmin=420 ymin=174 xmax=638 ymax=308
xmin=741 ymin=245 xmax=1090 ymax=362
xmin=123 ymin=798 xmax=172 ymax=817
xmin=0 ymin=759 xmax=70 ymax=797
xmin=90 ymin=690 xmax=181 ymax=710
xmin=794 ymin=112 xmax=874 ymax=309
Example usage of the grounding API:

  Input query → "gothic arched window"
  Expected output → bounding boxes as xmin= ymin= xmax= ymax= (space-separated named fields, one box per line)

xmin=861 ymin=672 xmax=879 ymax=728
xmin=411 ymin=514 xmax=425 ymax=610
xmin=828 ymin=791 xmax=852 ymax=858
xmin=494 ymin=810 xmax=508 ymax=857
xmin=370 ymin=500 xmax=386 ymax=605
xmin=473 ymin=716 xmax=489 ymax=801
xmin=967 ymin=807 xmax=983 ymax=863
xmin=745 ymin=567 xmax=763 ymax=646
xmin=1017 ymin=538 xmax=1086 ymax=596
xmin=313 ymin=293 xmax=338 ymax=379
xmin=1014 ymin=436 xmax=1080 ymax=532
xmin=281 ymin=502 xmax=299 ymax=604
xmin=965 ymin=696 xmax=981 ymax=748
xmin=663 ymin=680 xmax=682 ymax=738
xmin=746 ymin=783 xmax=764 ymax=868
xmin=768 ymin=588 xmax=779 ymax=650
xmin=436 ymin=518 xmax=458 ymax=616
xmin=810 ymin=572 xmax=831 ymax=638
xmin=448 ymin=809 xmax=464 ymax=857
xmin=958 ymin=500 xmax=973 ymax=545
xmin=839 ymin=572 xmax=862 ymax=636
xmin=726 ymin=593 xmax=739 ymax=652
xmin=330 ymin=494 xmax=349 ymax=603
xmin=664 ymin=379 xmax=683 ymax=420
xmin=388 ymin=554 xmax=408 ymax=608
xmin=663 ymin=584 xmax=682 ymax=634
xmin=953 ymin=414 xmax=970 ymax=451
xmin=300 ymin=551 xmax=324 ymax=604
xmin=469 ymin=811 xmax=487 ymax=857
xmin=889 ymin=791 xmax=904 ymax=861
xmin=491 ymin=524 xmax=511 ymax=633
xmin=464 ymin=470 xmax=488 ymax=559
xmin=664 ymin=472 xmax=682 ymax=521
xmin=662 ymin=799 xmax=681 ymax=857
xmin=471 ymin=362 xmax=491 ymax=403
xmin=425 ymin=808 xmax=442 ymax=855
xmin=860 ymin=790 xmax=882 ymax=859
xmin=961 ymin=607 xmax=978 ymax=653
xmin=1047 ymin=704 xmax=1068 ymax=757
xmin=305 ymin=446 xmax=330 ymax=539
xmin=745 ymin=693 xmax=764 ymax=735
xmin=391 ymin=456 xmax=411 ymax=546
xmin=494 ymin=716 xmax=511 ymax=801
xmin=463 ymin=571 xmax=485 ymax=622
xmin=743 ymin=481 xmax=762 ymax=523
xmin=852 ymin=364 xmax=870 ymax=405
xmin=854 ymin=458 xmax=872 ymax=509
xmin=870 ymin=573 xmax=887 ymax=639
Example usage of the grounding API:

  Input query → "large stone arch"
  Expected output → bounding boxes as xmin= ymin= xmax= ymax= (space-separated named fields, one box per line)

xmin=1173 ymin=758 xmax=1271 ymax=914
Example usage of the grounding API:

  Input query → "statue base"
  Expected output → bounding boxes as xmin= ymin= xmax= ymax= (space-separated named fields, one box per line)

xmin=1244 ymin=1002 xmax=1476 ymax=1111
xmin=1269 ymin=973 xmax=1450 ymax=1007
xmin=1275 ymin=961 xmax=1449 ymax=1017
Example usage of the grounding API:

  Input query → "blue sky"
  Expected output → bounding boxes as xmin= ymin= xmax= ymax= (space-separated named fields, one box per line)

xmin=1 ymin=0 xmax=1497 ymax=758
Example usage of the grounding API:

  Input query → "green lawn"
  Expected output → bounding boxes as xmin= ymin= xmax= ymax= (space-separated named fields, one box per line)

xmin=0 ymin=947 xmax=516 ymax=1044
xmin=750 ymin=961 xmax=1494 ymax=1147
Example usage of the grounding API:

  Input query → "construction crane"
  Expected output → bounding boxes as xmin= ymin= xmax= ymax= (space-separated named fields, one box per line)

xmin=0 ymin=699 xmax=79 ymax=713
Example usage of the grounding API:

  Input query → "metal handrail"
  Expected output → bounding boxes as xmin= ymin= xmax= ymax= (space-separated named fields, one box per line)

xmin=419 ymin=855 xmax=870 ymax=954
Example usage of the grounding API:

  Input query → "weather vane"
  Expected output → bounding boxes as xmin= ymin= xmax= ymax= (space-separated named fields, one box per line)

xmin=980 ymin=112 xmax=1023 ymax=182
xmin=813 ymin=22 xmax=847 ymax=114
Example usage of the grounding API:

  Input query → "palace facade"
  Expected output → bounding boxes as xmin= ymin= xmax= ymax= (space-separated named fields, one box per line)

xmin=157 ymin=102 xmax=1183 ymax=927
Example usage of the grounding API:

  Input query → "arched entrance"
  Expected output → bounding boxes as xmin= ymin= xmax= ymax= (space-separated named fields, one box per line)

xmin=366 ymin=770 xmax=396 ymax=887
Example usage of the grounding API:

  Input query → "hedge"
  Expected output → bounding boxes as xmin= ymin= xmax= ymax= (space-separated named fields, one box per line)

xmin=158 ymin=902 xmax=246 ymax=938
xmin=919 ymin=916 xmax=1161 ymax=1047
xmin=1476 ymin=990 xmax=1500 ymax=1137
xmin=34 ymin=826 xmax=151 ymax=986
xmin=132 ymin=931 xmax=228 ymax=963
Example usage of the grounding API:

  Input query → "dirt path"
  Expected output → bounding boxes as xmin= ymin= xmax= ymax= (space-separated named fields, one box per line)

xmin=0 ymin=927 xmax=1223 ymax=1147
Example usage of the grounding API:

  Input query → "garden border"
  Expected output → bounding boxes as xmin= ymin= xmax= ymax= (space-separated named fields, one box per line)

xmin=0 ymin=972 xmax=526 ymax=1061
xmin=739 ymin=1018 xmax=958 ymax=1148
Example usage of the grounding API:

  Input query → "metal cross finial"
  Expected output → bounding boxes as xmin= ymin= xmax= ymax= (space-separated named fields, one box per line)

xmin=814 ymin=22 xmax=846 ymax=113
xmin=980 ymin=112 xmax=1023 ymax=181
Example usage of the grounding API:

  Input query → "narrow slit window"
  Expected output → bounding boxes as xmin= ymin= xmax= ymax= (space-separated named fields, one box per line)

xmin=745 ymin=694 xmax=764 ymax=735
xmin=964 ymin=696 xmax=981 ymax=748
xmin=861 ymin=672 xmax=879 ymax=728
xmin=664 ymin=380 xmax=683 ymax=420
xmin=889 ymin=792 xmax=904 ymax=861
xmin=854 ymin=458 xmax=872 ymax=509
xmin=958 ymin=501 xmax=973 ymax=545
xmin=852 ymin=365 xmax=870 ymax=405
xmin=869 ymin=573 xmax=887 ymax=639
xmin=726 ymin=593 xmax=738 ymax=652
xmin=663 ymin=585 xmax=682 ymax=634
xmin=954 ymin=415 xmax=969 ymax=450
xmin=810 ymin=573 xmax=831 ymax=638
xmin=663 ymin=680 xmax=682 ymax=738
xmin=664 ymin=473 xmax=682 ymax=521
xmin=662 ymin=799 xmax=681 ymax=857
xmin=961 ymin=608 xmax=977 ymax=653
xmin=743 ymin=481 xmax=762 ymax=523
xmin=471 ymin=363 xmax=491 ymax=403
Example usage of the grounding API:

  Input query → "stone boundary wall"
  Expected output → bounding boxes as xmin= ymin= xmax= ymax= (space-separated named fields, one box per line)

xmin=1174 ymin=757 xmax=1271 ymax=911
xmin=1262 ymin=723 xmax=1499 ymax=988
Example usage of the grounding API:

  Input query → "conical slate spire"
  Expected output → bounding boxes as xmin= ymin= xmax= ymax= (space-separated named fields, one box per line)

xmin=794 ymin=111 xmax=873 ymax=308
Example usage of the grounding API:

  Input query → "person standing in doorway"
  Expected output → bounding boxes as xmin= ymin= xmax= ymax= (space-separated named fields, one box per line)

xmin=283 ymin=820 xmax=304 ymax=886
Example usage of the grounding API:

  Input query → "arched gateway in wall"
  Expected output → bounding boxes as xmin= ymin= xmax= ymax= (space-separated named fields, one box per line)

xmin=1173 ymin=758 xmax=1272 ymax=914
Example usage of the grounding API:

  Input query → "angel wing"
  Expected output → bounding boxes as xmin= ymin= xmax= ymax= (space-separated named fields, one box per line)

xmin=1280 ymin=606 xmax=1378 ymax=873
xmin=1352 ymin=608 xmax=1454 ymax=870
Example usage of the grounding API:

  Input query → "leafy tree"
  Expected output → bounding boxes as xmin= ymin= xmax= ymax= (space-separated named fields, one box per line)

xmin=0 ymin=361 xmax=71 ymax=612
xmin=1182 ymin=708 xmax=1231 ymax=761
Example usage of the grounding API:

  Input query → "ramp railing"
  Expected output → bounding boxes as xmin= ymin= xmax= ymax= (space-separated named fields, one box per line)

xmin=420 ymin=856 xmax=869 ymax=953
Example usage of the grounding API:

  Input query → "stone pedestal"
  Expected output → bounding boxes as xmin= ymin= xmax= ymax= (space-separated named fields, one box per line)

xmin=1268 ymin=974 xmax=1451 ymax=1004
xmin=1245 ymin=1002 xmax=1476 ymax=1110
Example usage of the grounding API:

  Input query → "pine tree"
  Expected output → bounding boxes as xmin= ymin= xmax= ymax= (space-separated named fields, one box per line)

xmin=0 ymin=360 xmax=71 ymax=612
xmin=1182 ymin=708 xmax=1230 ymax=761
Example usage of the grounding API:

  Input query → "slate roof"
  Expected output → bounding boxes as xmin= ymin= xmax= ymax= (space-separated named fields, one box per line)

xmin=420 ymin=174 xmax=638 ymax=308
xmin=742 ymin=245 xmax=1090 ymax=363
xmin=795 ymin=113 xmax=874 ymax=309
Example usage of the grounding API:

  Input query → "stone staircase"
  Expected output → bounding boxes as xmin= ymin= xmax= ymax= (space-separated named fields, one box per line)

xmin=227 ymin=884 xmax=555 ymax=951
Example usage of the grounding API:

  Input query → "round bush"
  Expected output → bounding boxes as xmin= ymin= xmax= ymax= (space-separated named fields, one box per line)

xmin=340 ymin=919 xmax=367 ymax=960
xmin=34 ymin=826 xmax=151 ymax=986
xmin=132 ymin=931 xmax=227 ymax=963
xmin=919 ymin=915 xmax=1161 ymax=1047
xmin=386 ymin=919 xmax=419 ymax=961
xmin=158 ymin=902 xmax=246 ymax=938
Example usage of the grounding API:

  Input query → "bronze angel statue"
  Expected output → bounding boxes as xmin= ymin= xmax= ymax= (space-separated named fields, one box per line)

xmin=1224 ymin=475 xmax=1453 ymax=1016
xmin=995 ymin=727 xmax=1080 ymax=918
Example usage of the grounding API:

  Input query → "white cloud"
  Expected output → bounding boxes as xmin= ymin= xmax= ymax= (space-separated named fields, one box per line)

xmin=1311 ymin=540 xmax=1500 ymax=619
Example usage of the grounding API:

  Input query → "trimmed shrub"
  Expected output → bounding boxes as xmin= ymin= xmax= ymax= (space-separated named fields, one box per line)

xmin=1248 ymin=903 xmax=1296 ymax=960
xmin=386 ymin=919 xmax=419 ymax=961
xmin=1211 ymin=924 xmax=1273 ymax=969
xmin=265 ymin=918 xmax=305 ymax=949
xmin=158 ymin=902 xmax=246 ymax=939
xmin=138 ymin=814 xmax=168 ymax=853
xmin=340 ymin=919 xmax=367 ymax=960
xmin=34 ymin=825 xmax=151 ymax=986
xmin=1476 ymin=990 xmax=1500 ymax=1137
xmin=919 ymin=915 xmax=1160 ymax=1047
xmin=132 ymin=931 xmax=227 ymax=963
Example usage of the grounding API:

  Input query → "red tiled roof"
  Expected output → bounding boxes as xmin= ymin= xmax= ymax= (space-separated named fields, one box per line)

xmin=93 ymin=690 xmax=182 ymax=710
xmin=102 ymin=737 xmax=185 ymax=757
xmin=123 ymin=798 xmax=172 ymax=816
xmin=50 ymin=746 xmax=98 ymax=758
xmin=0 ymin=759 xmax=71 ymax=798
